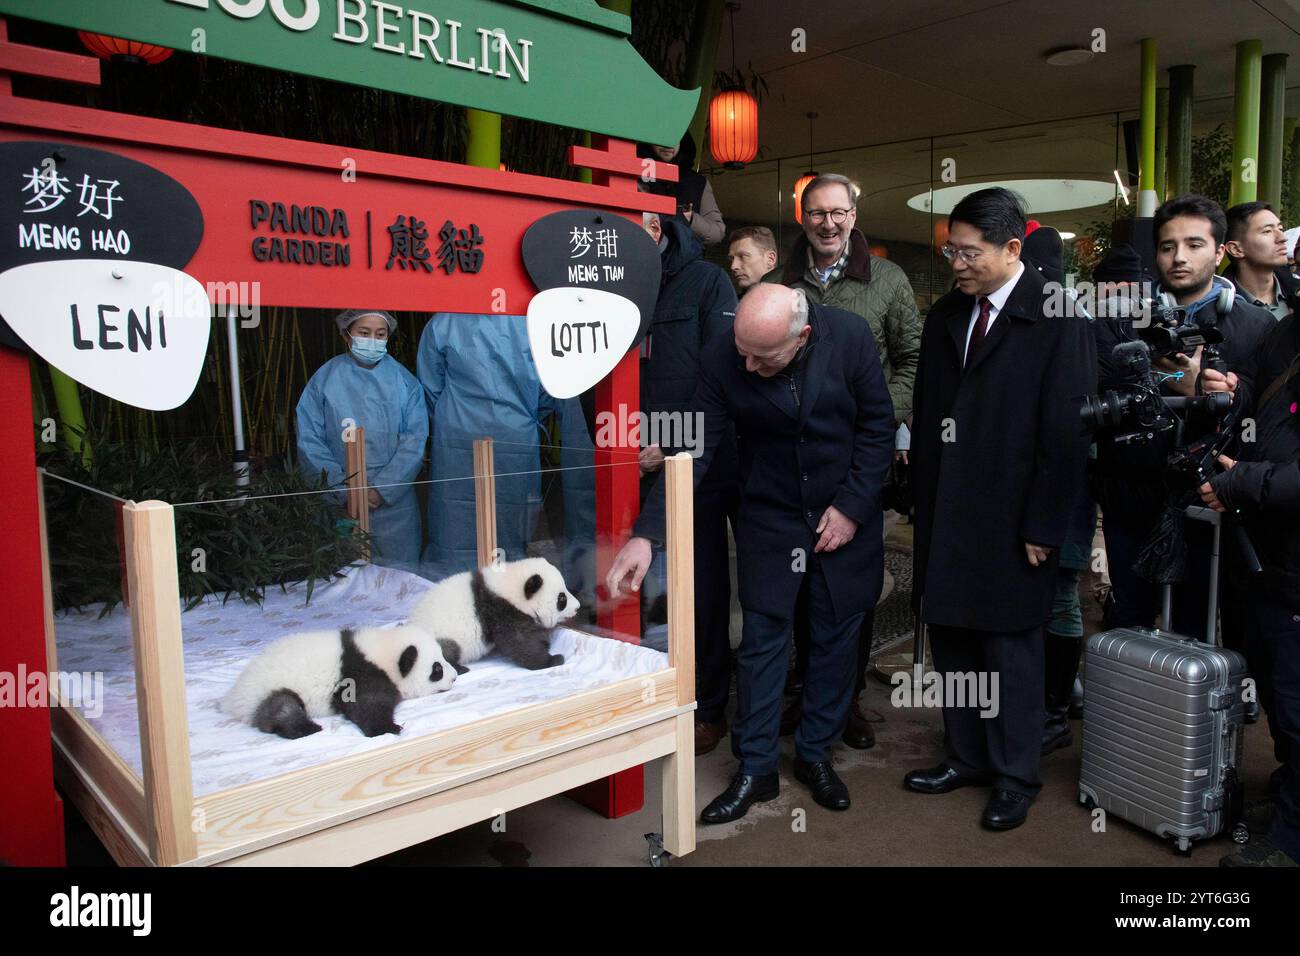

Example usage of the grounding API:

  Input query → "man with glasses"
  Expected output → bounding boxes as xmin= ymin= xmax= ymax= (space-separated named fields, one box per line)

xmin=904 ymin=187 xmax=1095 ymax=831
xmin=778 ymin=172 xmax=922 ymax=751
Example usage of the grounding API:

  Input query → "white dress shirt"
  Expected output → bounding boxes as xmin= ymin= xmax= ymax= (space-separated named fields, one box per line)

xmin=964 ymin=261 xmax=1025 ymax=361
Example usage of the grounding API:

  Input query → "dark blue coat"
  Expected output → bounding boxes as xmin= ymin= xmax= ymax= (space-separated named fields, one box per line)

xmin=637 ymin=300 xmax=896 ymax=623
xmin=641 ymin=216 xmax=737 ymax=439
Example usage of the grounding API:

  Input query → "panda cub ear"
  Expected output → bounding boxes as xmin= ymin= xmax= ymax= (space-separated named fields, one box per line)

xmin=398 ymin=645 xmax=418 ymax=678
xmin=524 ymin=573 xmax=544 ymax=600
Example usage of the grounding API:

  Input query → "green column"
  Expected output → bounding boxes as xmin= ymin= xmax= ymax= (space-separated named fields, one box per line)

xmin=1168 ymin=65 xmax=1194 ymax=198
xmin=1155 ymin=87 xmax=1169 ymax=201
xmin=684 ymin=0 xmax=725 ymax=165
xmin=1138 ymin=38 xmax=1158 ymax=216
xmin=1259 ymin=53 xmax=1288 ymax=208
xmin=465 ymin=108 xmax=501 ymax=169
xmin=1230 ymin=40 xmax=1263 ymax=207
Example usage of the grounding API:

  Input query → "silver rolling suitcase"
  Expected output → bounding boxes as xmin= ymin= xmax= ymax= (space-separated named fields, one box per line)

xmin=1079 ymin=507 xmax=1251 ymax=854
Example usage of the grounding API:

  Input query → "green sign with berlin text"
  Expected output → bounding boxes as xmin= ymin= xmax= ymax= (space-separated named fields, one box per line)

xmin=0 ymin=0 xmax=698 ymax=145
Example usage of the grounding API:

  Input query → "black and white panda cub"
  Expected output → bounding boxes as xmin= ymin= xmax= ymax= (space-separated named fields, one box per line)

xmin=407 ymin=557 xmax=580 ymax=673
xmin=221 ymin=624 xmax=456 ymax=739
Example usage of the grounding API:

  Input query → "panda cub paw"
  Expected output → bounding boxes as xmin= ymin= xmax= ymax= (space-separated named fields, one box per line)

xmin=547 ymin=653 xmax=566 ymax=667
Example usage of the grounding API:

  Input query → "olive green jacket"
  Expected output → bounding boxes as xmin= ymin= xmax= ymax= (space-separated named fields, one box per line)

xmin=777 ymin=229 xmax=921 ymax=423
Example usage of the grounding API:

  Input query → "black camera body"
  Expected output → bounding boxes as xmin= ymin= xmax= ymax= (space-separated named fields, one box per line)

xmin=1142 ymin=299 xmax=1228 ymax=372
xmin=1080 ymin=338 xmax=1230 ymax=447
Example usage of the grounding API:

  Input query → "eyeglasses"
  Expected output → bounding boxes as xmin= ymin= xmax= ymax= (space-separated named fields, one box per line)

xmin=805 ymin=208 xmax=853 ymax=225
xmin=941 ymin=245 xmax=986 ymax=265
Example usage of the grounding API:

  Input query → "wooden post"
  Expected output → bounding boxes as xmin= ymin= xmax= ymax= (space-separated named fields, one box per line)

xmin=661 ymin=452 xmax=696 ymax=858
xmin=35 ymin=468 xmax=57 ymax=678
xmin=473 ymin=438 xmax=498 ymax=567
xmin=122 ymin=500 xmax=195 ymax=866
xmin=664 ymin=453 xmax=695 ymax=708
xmin=345 ymin=423 xmax=370 ymax=538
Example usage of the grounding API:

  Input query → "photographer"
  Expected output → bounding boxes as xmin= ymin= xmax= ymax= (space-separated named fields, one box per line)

xmin=1090 ymin=196 xmax=1272 ymax=643
xmin=1199 ymin=312 xmax=1300 ymax=867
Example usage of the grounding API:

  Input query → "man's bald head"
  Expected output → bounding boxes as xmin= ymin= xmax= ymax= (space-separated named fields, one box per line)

xmin=734 ymin=284 xmax=811 ymax=377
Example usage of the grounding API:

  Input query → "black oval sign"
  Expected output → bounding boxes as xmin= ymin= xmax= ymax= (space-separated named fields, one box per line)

xmin=522 ymin=209 xmax=661 ymax=346
xmin=0 ymin=141 xmax=204 ymax=349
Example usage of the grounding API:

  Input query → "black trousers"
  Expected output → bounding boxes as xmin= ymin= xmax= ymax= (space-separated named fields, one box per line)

xmin=1243 ymin=597 xmax=1300 ymax=861
xmin=734 ymin=556 xmax=863 ymax=775
xmin=928 ymin=624 xmax=1045 ymax=797
xmin=792 ymin=578 xmax=874 ymax=696
xmin=695 ymin=483 xmax=738 ymax=723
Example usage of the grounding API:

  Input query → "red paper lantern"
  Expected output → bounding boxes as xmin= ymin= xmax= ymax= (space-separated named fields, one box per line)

xmin=792 ymin=171 xmax=819 ymax=225
xmin=79 ymin=32 xmax=174 ymax=65
xmin=932 ymin=219 xmax=950 ymax=254
xmin=709 ymin=87 xmax=758 ymax=169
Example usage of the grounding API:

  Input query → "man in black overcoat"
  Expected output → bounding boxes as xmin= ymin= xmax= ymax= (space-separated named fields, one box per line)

xmin=608 ymin=283 xmax=895 ymax=822
xmin=904 ymin=187 xmax=1095 ymax=830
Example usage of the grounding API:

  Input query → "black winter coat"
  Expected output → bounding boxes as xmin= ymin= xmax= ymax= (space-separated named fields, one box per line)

xmin=1214 ymin=313 xmax=1300 ymax=609
xmin=911 ymin=265 xmax=1097 ymax=632
xmin=637 ymin=301 xmax=895 ymax=623
xmin=641 ymin=216 xmax=737 ymax=433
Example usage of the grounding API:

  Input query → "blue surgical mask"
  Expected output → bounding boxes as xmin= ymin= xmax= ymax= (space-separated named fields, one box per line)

xmin=350 ymin=336 xmax=388 ymax=364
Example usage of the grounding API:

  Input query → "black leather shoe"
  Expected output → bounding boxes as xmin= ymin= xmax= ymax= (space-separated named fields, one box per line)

xmin=794 ymin=758 xmax=850 ymax=810
xmin=841 ymin=702 xmax=876 ymax=750
xmin=903 ymin=763 xmax=991 ymax=795
xmin=981 ymin=789 xmax=1031 ymax=830
xmin=700 ymin=770 xmax=780 ymax=825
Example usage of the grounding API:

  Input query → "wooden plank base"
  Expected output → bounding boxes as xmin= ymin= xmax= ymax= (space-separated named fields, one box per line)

xmin=207 ymin=717 xmax=679 ymax=866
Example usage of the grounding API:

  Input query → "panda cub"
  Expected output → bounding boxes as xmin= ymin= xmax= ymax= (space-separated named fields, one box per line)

xmin=407 ymin=557 xmax=579 ymax=673
xmin=221 ymin=624 xmax=456 ymax=739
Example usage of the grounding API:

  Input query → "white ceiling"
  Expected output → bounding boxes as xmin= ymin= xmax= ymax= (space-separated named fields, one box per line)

xmin=703 ymin=0 xmax=1300 ymax=242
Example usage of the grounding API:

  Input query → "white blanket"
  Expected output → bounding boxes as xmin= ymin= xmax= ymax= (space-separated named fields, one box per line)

xmin=53 ymin=564 xmax=667 ymax=796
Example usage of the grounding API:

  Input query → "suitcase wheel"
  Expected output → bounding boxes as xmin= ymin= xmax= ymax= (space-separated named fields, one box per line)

xmin=1174 ymin=837 xmax=1193 ymax=856
xmin=1232 ymin=823 xmax=1250 ymax=845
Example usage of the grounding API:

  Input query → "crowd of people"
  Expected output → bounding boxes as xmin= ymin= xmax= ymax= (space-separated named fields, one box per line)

xmin=609 ymin=176 xmax=1300 ymax=870
xmin=291 ymin=156 xmax=1299 ymax=869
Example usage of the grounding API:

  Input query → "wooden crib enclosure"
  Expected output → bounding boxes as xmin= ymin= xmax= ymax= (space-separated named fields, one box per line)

xmin=41 ymin=440 xmax=697 ymax=866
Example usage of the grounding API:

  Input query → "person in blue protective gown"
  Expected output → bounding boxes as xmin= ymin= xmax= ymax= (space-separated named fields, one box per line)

xmin=296 ymin=309 xmax=428 ymax=570
xmin=417 ymin=313 xmax=552 ymax=578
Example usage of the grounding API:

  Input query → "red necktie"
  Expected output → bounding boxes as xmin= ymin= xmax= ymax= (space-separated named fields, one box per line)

xmin=965 ymin=296 xmax=992 ymax=369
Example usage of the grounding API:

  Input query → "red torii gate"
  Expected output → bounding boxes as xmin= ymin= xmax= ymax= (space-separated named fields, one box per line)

xmin=0 ymin=22 xmax=675 ymax=865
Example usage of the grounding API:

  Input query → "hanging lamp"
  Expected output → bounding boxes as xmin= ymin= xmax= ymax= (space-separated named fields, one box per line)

xmin=793 ymin=112 xmax=820 ymax=224
xmin=79 ymin=32 xmax=174 ymax=65
xmin=708 ymin=3 xmax=758 ymax=169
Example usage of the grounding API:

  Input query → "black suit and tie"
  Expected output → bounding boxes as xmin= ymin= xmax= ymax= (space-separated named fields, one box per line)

xmin=910 ymin=263 xmax=1095 ymax=797
xmin=638 ymin=300 xmax=895 ymax=775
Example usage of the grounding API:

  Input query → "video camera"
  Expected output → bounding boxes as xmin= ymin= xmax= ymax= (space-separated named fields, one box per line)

xmin=1079 ymin=338 xmax=1231 ymax=448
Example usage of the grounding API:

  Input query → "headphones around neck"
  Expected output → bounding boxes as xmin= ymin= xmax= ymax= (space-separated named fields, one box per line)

xmin=1156 ymin=277 xmax=1235 ymax=322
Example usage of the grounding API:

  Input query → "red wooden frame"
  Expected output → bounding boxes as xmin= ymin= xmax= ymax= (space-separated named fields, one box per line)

xmin=0 ymin=33 xmax=675 ymax=861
